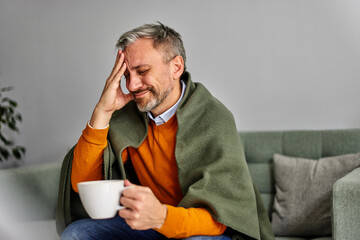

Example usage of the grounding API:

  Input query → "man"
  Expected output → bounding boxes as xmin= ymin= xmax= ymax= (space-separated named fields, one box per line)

xmin=56 ymin=22 xmax=274 ymax=240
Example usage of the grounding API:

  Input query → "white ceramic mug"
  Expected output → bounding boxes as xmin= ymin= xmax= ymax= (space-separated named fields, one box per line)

xmin=77 ymin=180 xmax=129 ymax=219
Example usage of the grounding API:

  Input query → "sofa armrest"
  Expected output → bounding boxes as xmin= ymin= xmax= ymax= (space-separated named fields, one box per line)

xmin=0 ymin=162 xmax=62 ymax=221
xmin=332 ymin=167 xmax=360 ymax=240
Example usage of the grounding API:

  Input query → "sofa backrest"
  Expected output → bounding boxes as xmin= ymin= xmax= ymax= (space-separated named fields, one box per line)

xmin=239 ymin=129 xmax=360 ymax=216
xmin=0 ymin=162 xmax=62 ymax=221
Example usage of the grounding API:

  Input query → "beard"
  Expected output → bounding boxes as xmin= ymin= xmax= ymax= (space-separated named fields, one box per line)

xmin=133 ymin=85 xmax=173 ymax=112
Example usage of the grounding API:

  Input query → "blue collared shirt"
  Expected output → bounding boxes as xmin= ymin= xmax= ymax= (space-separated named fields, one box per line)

xmin=147 ymin=81 xmax=186 ymax=126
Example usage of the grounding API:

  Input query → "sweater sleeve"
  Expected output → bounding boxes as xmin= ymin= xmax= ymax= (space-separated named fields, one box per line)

xmin=71 ymin=123 xmax=109 ymax=192
xmin=156 ymin=205 xmax=227 ymax=238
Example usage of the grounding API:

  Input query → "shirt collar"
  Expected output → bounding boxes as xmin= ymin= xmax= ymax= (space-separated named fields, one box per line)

xmin=148 ymin=80 xmax=186 ymax=126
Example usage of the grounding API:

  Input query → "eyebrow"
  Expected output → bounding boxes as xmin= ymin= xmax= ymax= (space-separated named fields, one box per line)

xmin=130 ymin=64 xmax=151 ymax=70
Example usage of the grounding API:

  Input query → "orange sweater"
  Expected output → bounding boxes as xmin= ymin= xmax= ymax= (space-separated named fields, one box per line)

xmin=71 ymin=116 xmax=226 ymax=238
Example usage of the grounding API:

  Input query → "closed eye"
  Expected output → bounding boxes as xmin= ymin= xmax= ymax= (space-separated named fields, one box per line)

xmin=138 ymin=69 xmax=150 ymax=75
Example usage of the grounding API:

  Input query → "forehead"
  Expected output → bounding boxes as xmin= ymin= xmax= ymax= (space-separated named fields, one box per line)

xmin=124 ymin=38 xmax=164 ymax=69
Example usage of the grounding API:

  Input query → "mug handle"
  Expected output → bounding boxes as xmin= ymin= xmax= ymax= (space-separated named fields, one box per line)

xmin=116 ymin=186 xmax=133 ymax=210
xmin=116 ymin=205 xmax=126 ymax=210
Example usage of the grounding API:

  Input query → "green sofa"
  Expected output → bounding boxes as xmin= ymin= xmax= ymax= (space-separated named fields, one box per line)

xmin=0 ymin=129 xmax=359 ymax=240
xmin=240 ymin=129 xmax=360 ymax=240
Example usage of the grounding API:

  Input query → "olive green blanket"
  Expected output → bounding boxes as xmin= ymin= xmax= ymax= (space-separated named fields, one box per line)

xmin=56 ymin=72 xmax=274 ymax=240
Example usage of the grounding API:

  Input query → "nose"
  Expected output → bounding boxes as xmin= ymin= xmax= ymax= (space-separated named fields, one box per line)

xmin=126 ymin=74 xmax=143 ymax=93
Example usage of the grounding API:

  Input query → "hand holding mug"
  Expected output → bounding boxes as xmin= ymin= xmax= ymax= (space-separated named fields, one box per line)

xmin=119 ymin=180 xmax=168 ymax=230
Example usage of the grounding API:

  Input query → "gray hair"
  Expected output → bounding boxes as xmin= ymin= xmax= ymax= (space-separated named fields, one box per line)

xmin=116 ymin=22 xmax=186 ymax=70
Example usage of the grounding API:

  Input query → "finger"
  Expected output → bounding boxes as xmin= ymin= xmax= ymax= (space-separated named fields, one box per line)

xmin=121 ymin=185 xmax=139 ymax=199
xmin=109 ymin=50 xmax=121 ymax=76
xmin=124 ymin=179 xmax=133 ymax=187
xmin=124 ymin=218 xmax=144 ymax=230
xmin=113 ymin=61 xmax=127 ymax=82
xmin=118 ymin=208 xmax=135 ymax=220
xmin=122 ymin=183 xmax=149 ymax=199
xmin=108 ymin=61 xmax=126 ymax=89
xmin=120 ymin=196 xmax=139 ymax=211
xmin=113 ymin=49 xmax=122 ymax=68
xmin=113 ymin=52 xmax=125 ymax=77
xmin=109 ymin=50 xmax=124 ymax=79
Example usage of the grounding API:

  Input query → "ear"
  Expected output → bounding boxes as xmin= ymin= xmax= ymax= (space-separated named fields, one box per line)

xmin=171 ymin=55 xmax=184 ymax=80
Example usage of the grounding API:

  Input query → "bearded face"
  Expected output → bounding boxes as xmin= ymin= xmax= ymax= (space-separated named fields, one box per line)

xmin=124 ymin=38 xmax=181 ymax=116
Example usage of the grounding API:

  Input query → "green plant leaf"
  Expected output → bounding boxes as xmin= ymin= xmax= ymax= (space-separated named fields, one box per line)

xmin=7 ymin=121 xmax=19 ymax=132
xmin=2 ymin=97 xmax=10 ymax=103
xmin=0 ymin=132 xmax=13 ymax=146
xmin=2 ymin=97 xmax=18 ymax=107
xmin=12 ymin=146 xmax=25 ymax=160
xmin=15 ymin=113 xmax=22 ymax=122
xmin=12 ymin=148 xmax=21 ymax=159
xmin=0 ymin=146 xmax=9 ymax=160
xmin=9 ymin=101 xmax=17 ymax=108
xmin=0 ymin=86 xmax=25 ymax=161
xmin=0 ymin=86 xmax=13 ymax=93
xmin=19 ymin=146 xmax=26 ymax=154
xmin=8 ymin=107 xmax=14 ymax=114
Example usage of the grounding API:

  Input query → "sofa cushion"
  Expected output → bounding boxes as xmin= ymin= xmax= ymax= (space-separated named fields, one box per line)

xmin=1 ymin=220 xmax=59 ymax=240
xmin=271 ymin=152 xmax=360 ymax=237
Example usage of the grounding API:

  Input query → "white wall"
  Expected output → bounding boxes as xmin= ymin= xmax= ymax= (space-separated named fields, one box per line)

xmin=1 ymin=0 xmax=359 ymax=166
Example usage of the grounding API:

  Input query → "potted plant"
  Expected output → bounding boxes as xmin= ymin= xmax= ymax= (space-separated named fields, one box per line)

xmin=0 ymin=86 xmax=25 ymax=162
